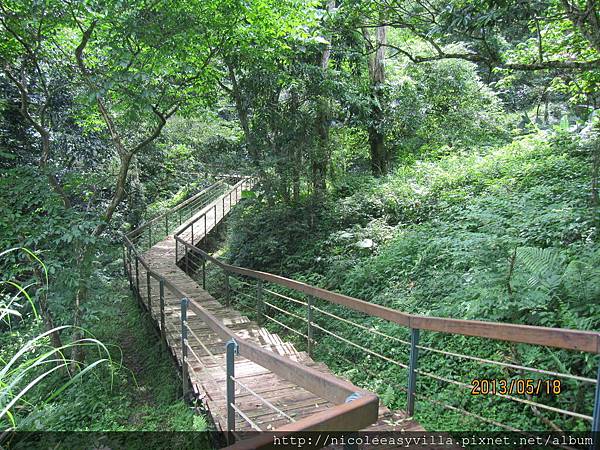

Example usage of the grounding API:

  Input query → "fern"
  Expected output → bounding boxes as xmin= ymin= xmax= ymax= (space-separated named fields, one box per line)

xmin=516 ymin=246 xmax=564 ymax=293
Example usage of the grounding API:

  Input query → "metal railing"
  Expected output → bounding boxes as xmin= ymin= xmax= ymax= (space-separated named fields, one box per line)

xmin=176 ymin=237 xmax=600 ymax=441
xmin=122 ymin=179 xmax=380 ymax=448
xmin=127 ymin=180 xmax=230 ymax=252
xmin=173 ymin=177 xmax=253 ymax=269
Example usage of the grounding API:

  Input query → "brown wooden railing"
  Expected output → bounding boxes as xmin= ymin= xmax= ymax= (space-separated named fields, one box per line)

xmin=172 ymin=183 xmax=600 ymax=440
xmin=122 ymin=179 xmax=381 ymax=448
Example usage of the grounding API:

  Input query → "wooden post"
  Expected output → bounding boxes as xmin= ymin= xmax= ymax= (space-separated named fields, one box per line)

xmin=407 ymin=328 xmax=420 ymax=416
xmin=148 ymin=224 xmax=152 ymax=249
xmin=165 ymin=214 xmax=169 ymax=235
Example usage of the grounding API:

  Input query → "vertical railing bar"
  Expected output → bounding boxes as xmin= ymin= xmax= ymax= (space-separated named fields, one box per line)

xmin=122 ymin=245 xmax=127 ymax=276
xmin=307 ymin=295 xmax=313 ymax=357
xmin=127 ymin=246 xmax=133 ymax=290
xmin=226 ymin=338 xmax=238 ymax=439
xmin=165 ymin=214 xmax=169 ymax=235
xmin=148 ymin=223 xmax=152 ymax=249
xmin=181 ymin=297 xmax=190 ymax=399
xmin=256 ymin=279 xmax=264 ymax=325
xmin=591 ymin=360 xmax=600 ymax=450
xmin=202 ymin=256 xmax=206 ymax=290
xmin=225 ymin=272 xmax=230 ymax=307
xmin=146 ymin=270 xmax=152 ymax=313
xmin=159 ymin=278 xmax=166 ymax=344
xmin=185 ymin=244 xmax=189 ymax=274
xmin=135 ymin=257 xmax=140 ymax=300
xmin=407 ymin=328 xmax=420 ymax=417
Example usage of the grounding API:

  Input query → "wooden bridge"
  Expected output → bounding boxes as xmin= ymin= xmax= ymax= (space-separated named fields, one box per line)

xmin=123 ymin=178 xmax=600 ymax=449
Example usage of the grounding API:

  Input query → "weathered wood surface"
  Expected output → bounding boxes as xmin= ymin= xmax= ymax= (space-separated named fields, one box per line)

xmin=134 ymin=193 xmax=423 ymax=440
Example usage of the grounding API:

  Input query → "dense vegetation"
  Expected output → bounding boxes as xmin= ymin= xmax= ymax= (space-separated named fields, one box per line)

xmin=1 ymin=0 xmax=599 ymax=443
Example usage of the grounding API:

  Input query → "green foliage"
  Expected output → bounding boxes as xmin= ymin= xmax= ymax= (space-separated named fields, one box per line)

xmin=225 ymin=130 xmax=599 ymax=432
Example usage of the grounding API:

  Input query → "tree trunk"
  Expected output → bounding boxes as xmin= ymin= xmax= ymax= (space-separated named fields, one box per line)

xmin=311 ymin=0 xmax=335 ymax=197
xmin=365 ymin=22 xmax=387 ymax=176
xmin=227 ymin=62 xmax=258 ymax=162
xmin=70 ymin=245 xmax=93 ymax=367
xmin=592 ymin=137 xmax=599 ymax=207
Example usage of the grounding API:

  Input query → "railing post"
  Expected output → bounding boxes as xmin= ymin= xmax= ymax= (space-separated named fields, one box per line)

xmin=407 ymin=328 xmax=420 ymax=417
xmin=344 ymin=393 xmax=361 ymax=450
xmin=202 ymin=257 xmax=206 ymax=290
xmin=185 ymin=244 xmax=189 ymax=274
xmin=165 ymin=214 xmax=169 ymax=235
xmin=256 ymin=279 xmax=264 ymax=324
xmin=159 ymin=278 xmax=166 ymax=344
xmin=225 ymin=273 xmax=230 ymax=306
xmin=175 ymin=239 xmax=179 ymax=262
xmin=307 ymin=296 xmax=313 ymax=357
xmin=592 ymin=361 xmax=600 ymax=450
xmin=122 ymin=245 xmax=127 ymax=276
xmin=226 ymin=338 xmax=239 ymax=436
xmin=135 ymin=257 xmax=140 ymax=299
xmin=127 ymin=246 xmax=133 ymax=290
xmin=181 ymin=297 xmax=190 ymax=399
xmin=204 ymin=214 xmax=207 ymax=242
xmin=148 ymin=224 xmax=152 ymax=249
xmin=146 ymin=270 xmax=152 ymax=312
xmin=191 ymin=222 xmax=194 ymax=245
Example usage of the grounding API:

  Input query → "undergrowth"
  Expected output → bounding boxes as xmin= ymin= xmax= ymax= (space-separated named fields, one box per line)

xmin=222 ymin=131 xmax=600 ymax=432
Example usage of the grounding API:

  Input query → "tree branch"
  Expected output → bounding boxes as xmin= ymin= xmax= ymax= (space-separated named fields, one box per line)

xmin=383 ymin=42 xmax=600 ymax=71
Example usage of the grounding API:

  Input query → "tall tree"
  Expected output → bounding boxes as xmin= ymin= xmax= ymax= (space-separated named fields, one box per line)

xmin=0 ymin=0 xmax=230 ymax=361
xmin=363 ymin=20 xmax=388 ymax=175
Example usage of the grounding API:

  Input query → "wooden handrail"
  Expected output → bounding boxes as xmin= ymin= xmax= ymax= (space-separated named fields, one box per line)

xmin=223 ymin=394 xmax=379 ymax=450
xmin=122 ymin=207 xmax=379 ymax=436
xmin=176 ymin=240 xmax=600 ymax=354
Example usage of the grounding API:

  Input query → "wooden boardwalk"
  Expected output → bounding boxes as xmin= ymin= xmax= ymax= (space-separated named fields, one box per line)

xmin=133 ymin=187 xmax=423 ymax=442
